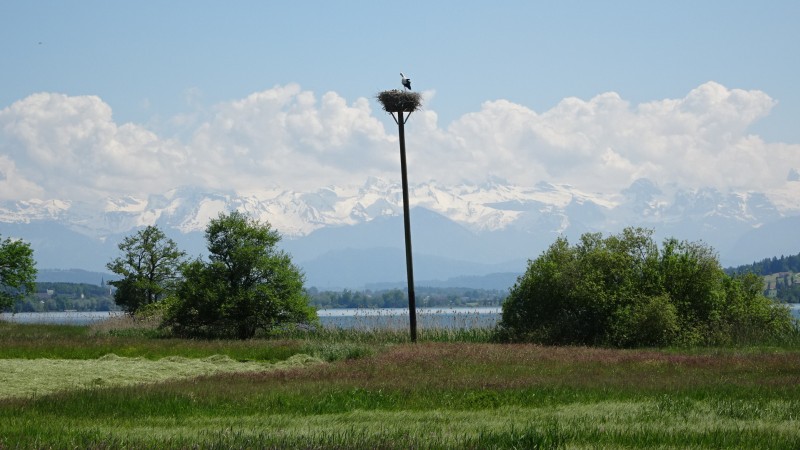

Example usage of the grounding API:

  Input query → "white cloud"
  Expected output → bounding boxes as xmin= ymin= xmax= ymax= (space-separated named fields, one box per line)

xmin=0 ymin=155 xmax=44 ymax=200
xmin=0 ymin=92 xmax=186 ymax=201
xmin=409 ymin=81 xmax=792 ymax=193
xmin=187 ymin=84 xmax=397 ymax=191
xmin=0 ymin=82 xmax=797 ymax=205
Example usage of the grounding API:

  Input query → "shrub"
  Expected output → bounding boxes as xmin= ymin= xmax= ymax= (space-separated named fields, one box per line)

xmin=499 ymin=228 xmax=797 ymax=347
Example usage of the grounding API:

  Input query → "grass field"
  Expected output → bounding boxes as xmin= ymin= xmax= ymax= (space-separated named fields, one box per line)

xmin=1 ymin=320 xmax=799 ymax=448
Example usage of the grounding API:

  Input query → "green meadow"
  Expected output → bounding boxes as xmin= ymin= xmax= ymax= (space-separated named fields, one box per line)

xmin=1 ymin=320 xmax=799 ymax=449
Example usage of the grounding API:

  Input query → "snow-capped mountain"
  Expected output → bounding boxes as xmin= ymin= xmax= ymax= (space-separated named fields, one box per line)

xmin=2 ymin=177 xmax=799 ymax=288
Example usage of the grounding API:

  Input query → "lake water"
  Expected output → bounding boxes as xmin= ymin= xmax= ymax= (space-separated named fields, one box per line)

xmin=2 ymin=304 xmax=798 ymax=329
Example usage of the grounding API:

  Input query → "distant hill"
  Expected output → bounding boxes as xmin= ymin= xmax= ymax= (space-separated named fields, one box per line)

xmin=36 ymin=269 xmax=118 ymax=285
xmin=725 ymin=252 xmax=800 ymax=303
xmin=366 ymin=272 xmax=521 ymax=291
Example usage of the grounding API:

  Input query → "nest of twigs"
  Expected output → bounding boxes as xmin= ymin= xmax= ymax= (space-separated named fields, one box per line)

xmin=377 ymin=90 xmax=422 ymax=113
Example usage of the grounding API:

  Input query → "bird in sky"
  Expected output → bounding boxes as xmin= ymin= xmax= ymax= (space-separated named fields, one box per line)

xmin=400 ymin=72 xmax=411 ymax=91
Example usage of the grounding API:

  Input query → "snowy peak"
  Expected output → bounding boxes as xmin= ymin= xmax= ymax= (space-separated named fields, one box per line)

xmin=0 ymin=198 xmax=71 ymax=223
xmin=3 ymin=177 xmax=800 ymax=280
xmin=1 ymin=178 xmax=798 ymax=243
xmin=665 ymin=189 xmax=780 ymax=224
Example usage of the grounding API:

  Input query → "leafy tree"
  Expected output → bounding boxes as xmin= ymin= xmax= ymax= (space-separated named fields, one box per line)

xmin=499 ymin=227 xmax=796 ymax=347
xmin=717 ymin=272 xmax=796 ymax=343
xmin=0 ymin=234 xmax=37 ymax=311
xmin=107 ymin=226 xmax=185 ymax=314
xmin=165 ymin=211 xmax=316 ymax=339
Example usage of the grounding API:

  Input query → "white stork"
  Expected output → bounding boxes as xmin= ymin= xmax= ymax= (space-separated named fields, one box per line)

xmin=400 ymin=72 xmax=411 ymax=91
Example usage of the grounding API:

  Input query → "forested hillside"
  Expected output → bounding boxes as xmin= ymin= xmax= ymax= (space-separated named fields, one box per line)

xmin=727 ymin=252 xmax=800 ymax=303
xmin=727 ymin=252 xmax=800 ymax=275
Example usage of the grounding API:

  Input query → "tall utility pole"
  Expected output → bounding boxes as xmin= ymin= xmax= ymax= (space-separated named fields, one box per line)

xmin=397 ymin=109 xmax=416 ymax=342
xmin=377 ymin=89 xmax=422 ymax=342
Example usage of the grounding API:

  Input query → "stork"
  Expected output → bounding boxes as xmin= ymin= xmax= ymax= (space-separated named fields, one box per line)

xmin=400 ymin=72 xmax=411 ymax=91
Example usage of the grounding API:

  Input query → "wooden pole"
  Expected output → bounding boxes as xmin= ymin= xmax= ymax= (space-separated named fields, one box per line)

xmin=397 ymin=110 xmax=417 ymax=342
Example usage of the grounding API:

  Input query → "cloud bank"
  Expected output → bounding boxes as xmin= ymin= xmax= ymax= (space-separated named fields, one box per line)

xmin=1 ymin=82 xmax=797 ymax=203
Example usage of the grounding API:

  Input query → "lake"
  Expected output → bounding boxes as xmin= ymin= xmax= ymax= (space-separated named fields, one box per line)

xmin=2 ymin=304 xmax=798 ymax=329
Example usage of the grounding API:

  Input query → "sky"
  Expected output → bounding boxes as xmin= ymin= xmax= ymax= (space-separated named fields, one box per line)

xmin=1 ymin=1 xmax=799 ymax=204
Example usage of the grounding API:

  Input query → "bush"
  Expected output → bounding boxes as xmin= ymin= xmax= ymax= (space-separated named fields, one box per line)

xmin=499 ymin=228 xmax=798 ymax=347
xmin=609 ymin=294 xmax=679 ymax=347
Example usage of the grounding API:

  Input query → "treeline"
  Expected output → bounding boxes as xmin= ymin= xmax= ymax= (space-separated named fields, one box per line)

xmin=11 ymin=282 xmax=117 ymax=313
xmin=307 ymin=287 xmax=506 ymax=309
xmin=727 ymin=252 xmax=800 ymax=276
xmin=9 ymin=283 xmax=508 ymax=312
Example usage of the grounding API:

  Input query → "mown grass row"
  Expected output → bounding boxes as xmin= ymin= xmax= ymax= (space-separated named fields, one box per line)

xmin=0 ymin=321 xmax=305 ymax=361
xmin=0 ymin=315 xmax=496 ymax=362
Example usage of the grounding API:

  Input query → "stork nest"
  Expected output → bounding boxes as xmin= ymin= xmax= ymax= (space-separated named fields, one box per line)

xmin=376 ymin=90 xmax=422 ymax=113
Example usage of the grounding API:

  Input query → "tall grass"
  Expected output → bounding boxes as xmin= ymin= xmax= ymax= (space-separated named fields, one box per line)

xmin=2 ymin=315 xmax=800 ymax=448
xmin=2 ymin=341 xmax=799 ymax=448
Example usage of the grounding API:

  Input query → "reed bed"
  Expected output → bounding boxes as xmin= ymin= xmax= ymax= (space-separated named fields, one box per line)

xmin=276 ymin=308 xmax=499 ymax=344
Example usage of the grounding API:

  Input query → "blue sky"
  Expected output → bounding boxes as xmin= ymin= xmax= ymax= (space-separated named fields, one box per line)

xmin=1 ymin=1 xmax=799 ymax=203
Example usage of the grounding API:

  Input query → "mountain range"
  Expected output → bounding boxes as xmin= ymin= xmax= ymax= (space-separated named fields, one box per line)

xmin=2 ymin=176 xmax=799 ymax=289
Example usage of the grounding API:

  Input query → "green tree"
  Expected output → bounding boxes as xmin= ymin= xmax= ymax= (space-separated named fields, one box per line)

xmin=107 ymin=226 xmax=185 ymax=314
xmin=718 ymin=272 xmax=796 ymax=343
xmin=0 ymin=234 xmax=37 ymax=311
xmin=659 ymin=237 xmax=725 ymax=340
xmin=165 ymin=211 xmax=316 ymax=339
xmin=499 ymin=228 xmax=796 ymax=347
